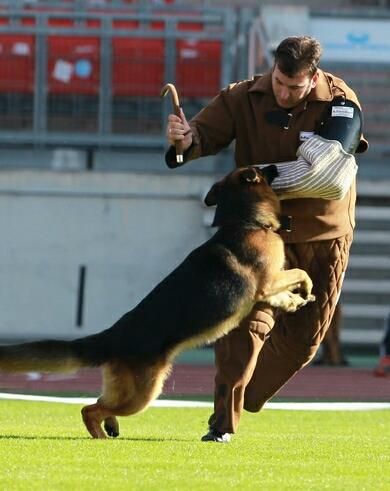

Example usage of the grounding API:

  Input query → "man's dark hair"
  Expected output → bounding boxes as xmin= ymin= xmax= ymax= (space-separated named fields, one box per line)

xmin=274 ymin=36 xmax=322 ymax=77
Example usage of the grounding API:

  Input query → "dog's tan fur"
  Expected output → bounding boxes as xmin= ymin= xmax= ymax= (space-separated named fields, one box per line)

xmin=0 ymin=165 xmax=314 ymax=438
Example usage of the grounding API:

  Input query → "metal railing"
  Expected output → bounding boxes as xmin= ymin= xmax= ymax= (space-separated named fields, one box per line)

xmin=0 ymin=7 xmax=238 ymax=150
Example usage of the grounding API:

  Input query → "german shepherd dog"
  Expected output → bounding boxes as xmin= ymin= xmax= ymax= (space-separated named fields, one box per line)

xmin=0 ymin=165 xmax=314 ymax=438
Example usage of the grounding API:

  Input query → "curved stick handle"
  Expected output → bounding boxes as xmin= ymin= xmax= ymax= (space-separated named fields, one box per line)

xmin=160 ymin=83 xmax=184 ymax=163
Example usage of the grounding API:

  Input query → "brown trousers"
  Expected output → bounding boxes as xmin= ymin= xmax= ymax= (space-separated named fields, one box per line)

xmin=318 ymin=303 xmax=346 ymax=365
xmin=208 ymin=234 xmax=352 ymax=434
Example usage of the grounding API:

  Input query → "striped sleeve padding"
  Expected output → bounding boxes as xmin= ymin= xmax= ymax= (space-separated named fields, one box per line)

xmin=257 ymin=136 xmax=357 ymax=200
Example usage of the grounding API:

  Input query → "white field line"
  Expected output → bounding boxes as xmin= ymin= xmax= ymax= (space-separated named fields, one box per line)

xmin=0 ymin=392 xmax=389 ymax=411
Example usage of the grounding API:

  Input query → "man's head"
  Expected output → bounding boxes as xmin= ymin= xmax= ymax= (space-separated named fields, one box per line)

xmin=271 ymin=36 xmax=322 ymax=109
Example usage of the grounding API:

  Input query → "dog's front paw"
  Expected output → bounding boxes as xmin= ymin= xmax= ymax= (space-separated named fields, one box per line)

xmin=265 ymin=289 xmax=315 ymax=312
xmin=268 ymin=291 xmax=301 ymax=312
xmin=295 ymin=273 xmax=314 ymax=301
xmin=282 ymin=291 xmax=315 ymax=312
xmin=284 ymin=292 xmax=307 ymax=312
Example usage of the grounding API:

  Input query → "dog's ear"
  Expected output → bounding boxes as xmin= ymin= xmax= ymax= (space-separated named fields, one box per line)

xmin=204 ymin=182 xmax=220 ymax=206
xmin=260 ymin=164 xmax=279 ymax=185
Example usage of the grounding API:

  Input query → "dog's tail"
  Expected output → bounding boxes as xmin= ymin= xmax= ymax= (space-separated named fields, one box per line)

xmin=0 ymin=334 xmax=107 ymax=373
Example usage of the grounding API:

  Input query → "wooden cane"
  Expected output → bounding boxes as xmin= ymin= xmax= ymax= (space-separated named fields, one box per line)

xmin=160 ymin=83 xmax=184 ymax=164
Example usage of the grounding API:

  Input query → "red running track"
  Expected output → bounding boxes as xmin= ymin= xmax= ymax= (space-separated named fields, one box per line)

xmin=0 ymin=364 xmax=389 ymax=401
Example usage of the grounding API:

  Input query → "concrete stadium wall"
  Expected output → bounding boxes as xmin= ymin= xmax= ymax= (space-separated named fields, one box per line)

xmin=0 ymin=170 xmax=216 ymax=341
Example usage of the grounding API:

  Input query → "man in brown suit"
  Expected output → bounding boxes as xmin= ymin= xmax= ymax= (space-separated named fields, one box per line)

xmin=165 ymin=36 xmax=368 ymax=442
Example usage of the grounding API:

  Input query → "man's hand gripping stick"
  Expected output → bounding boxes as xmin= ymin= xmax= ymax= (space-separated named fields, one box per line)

xmin=160 ymin=83 xmax=184 ymax=164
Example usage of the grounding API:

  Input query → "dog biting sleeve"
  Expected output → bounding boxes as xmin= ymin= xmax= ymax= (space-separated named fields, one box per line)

xmin=257 ymin=135 xmax=357 ymax=200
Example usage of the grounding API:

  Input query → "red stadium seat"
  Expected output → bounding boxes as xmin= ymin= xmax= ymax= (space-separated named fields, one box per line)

xmin=48 ymin=36 xmax=100 ymax=95
xmin=0 ymin=34 xmax=35 ymax=93
xmin=176 ymin=40 xmax=221 ymax=97
xmin=0 ymin=9 xmax=222 ymax=98
xmin=112 ymin=38 xmax=165 ymax=97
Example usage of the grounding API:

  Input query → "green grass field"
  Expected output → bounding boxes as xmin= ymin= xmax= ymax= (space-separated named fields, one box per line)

xmin=0 ymin=400 xmax=388 ymax=490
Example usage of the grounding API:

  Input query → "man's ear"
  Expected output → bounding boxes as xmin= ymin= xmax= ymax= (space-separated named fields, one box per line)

xmin=204 ymin=182 xmax=220 ymax=206
xmin=311 ymin=70 xmax=319 ymax=89
xmin=260 ymin=164 xmax=279 ymax=185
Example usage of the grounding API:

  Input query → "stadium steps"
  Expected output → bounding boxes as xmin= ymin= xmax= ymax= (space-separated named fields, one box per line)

xmin=355 ymin=206 xmax=390 ymax=230
xmin=349 ymin=231 xmax=390 ymax=255
xmin=347 ymin=255 xmax=390 ymax=279
xmin=341 ymin=181 xmax=390 ymax=351
xmin=341 ymin=279 xmax=390 ymax=305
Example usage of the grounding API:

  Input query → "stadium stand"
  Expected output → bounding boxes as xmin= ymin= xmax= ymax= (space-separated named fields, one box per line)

xmin=342 ymin=183 xmax=390 ymax=350
xmin=0 ymin=2 xmax=238 ymax=142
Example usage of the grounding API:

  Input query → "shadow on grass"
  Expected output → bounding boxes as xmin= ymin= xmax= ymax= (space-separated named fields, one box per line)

xmin=0 ymin=434 xmax=191 ymax=442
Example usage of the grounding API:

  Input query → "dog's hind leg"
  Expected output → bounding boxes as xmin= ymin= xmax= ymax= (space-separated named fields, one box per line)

xmin=104 ymin=416 xmax=119 ymax=438
xmin=82 ymin=362 xmax=136 ymax=439
xmin=81 ymin=402 xmax=112 ymax=439
xmin=81 ymin=359 xmax=171 ymax=439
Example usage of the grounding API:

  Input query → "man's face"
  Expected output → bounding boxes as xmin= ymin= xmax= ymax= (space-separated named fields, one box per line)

xmin=271 ymin=64 xmax=318 ymax=109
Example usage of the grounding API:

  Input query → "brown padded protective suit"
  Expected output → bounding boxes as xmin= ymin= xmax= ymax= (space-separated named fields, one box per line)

xmin=207 ymin=234 xmax=352 ymax=434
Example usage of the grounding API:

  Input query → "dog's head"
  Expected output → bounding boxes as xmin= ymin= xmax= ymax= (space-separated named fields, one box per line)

xmin=204 ymin=165 xmax=280 ymax=229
